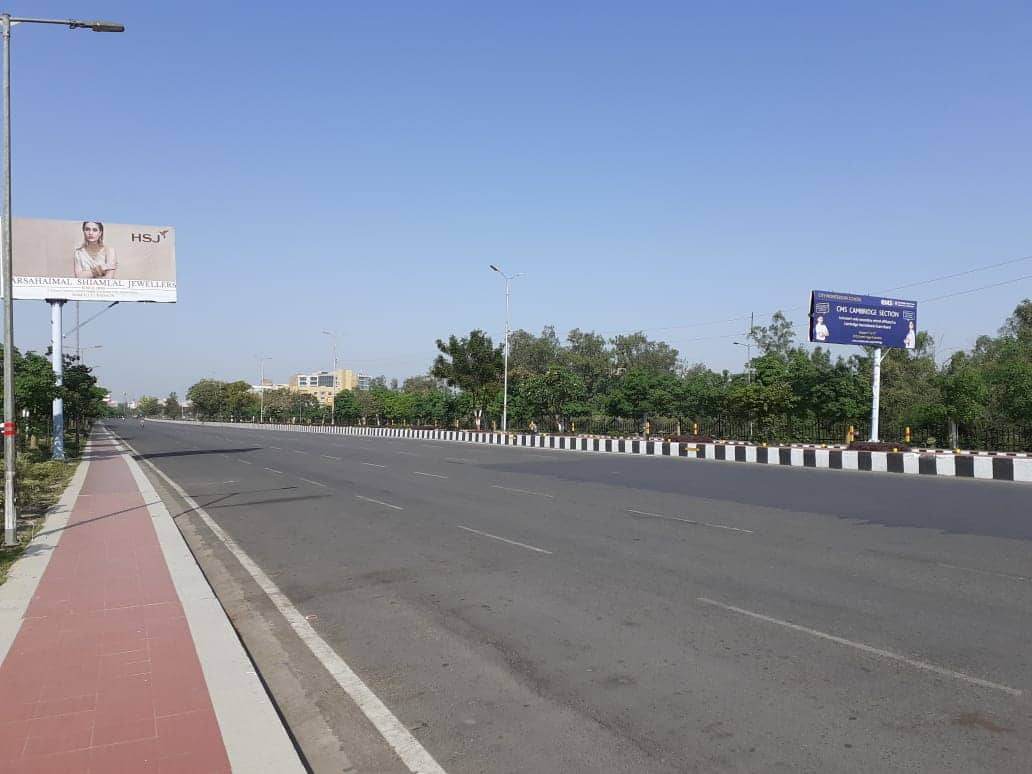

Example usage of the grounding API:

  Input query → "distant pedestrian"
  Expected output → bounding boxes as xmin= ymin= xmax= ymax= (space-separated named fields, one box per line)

xmin=529 ymin=420 xmax=538 ymax=435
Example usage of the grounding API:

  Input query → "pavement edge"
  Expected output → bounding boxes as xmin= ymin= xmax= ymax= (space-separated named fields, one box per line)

xmin=111 ymin=427 xmax=307 ymax=774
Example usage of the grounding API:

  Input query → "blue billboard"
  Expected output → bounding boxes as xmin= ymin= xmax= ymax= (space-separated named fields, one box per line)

xmin=809 ymin=290 xmax=918 ymax=349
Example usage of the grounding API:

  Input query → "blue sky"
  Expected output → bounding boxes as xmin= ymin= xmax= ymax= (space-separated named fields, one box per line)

xmin=10 ymin=1 xmax=1032 ymax=400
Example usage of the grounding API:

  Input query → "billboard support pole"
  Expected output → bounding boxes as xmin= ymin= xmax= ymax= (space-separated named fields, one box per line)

xmin=49 ymin=300 xmax=65 ymax=460
xmin=869 ymin=347 xmax=883 ymax=442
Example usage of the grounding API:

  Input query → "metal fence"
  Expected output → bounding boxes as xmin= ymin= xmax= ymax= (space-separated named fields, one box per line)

xmin=526 ymin=415 xmax=1032 ymax=451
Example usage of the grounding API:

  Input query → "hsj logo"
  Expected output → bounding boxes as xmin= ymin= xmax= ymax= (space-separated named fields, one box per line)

xmin=130 ymin=229 xmax=170 ymax=244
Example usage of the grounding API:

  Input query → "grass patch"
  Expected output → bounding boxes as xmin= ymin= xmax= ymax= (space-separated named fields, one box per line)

xmin=0 ymin=455 xmax=78 ymax=585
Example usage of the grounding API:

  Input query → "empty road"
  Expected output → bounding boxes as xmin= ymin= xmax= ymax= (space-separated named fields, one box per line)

xmin=109 ymin=419 xmax=1032 ymax=773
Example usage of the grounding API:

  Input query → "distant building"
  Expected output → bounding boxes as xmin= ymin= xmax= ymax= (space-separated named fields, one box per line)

xmin=288 ymin=369 xmax=357 ymax=406
xmin=250 ymin=378 xmax=287 ymax=394
xmin=357 ymin=373 xmax=372 ymax=391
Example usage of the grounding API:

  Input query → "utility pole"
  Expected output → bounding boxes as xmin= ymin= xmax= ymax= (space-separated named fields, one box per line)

xmin=489 ymin=265 xmax=523 ymax=432
xmin=322 ymin=331 xmax=341 ymax=425
xmin=256 ymin=355 xmax=271 ymax=423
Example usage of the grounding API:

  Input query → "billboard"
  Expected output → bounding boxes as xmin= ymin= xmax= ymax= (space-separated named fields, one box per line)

xmin=2 ymin=217 xmax=176 ymax=302
xmin=809 ymin=290 xmax=917 ymax=349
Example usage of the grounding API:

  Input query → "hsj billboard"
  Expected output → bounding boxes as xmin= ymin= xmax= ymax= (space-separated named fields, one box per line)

xmin=1 ymin=217 xmax=176 ymax=302
xmin=809 ymin=290 xmax=917 ymax=349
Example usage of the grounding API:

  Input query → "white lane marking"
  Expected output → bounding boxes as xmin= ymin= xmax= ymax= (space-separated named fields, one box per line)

xmin=269 ymin=446 xmax=282 ymax=450
xmin=362 ymin=462 xmax=387 ymax=468
xmin=444 ymin=457 xmax=477 ymax=464
xmin=413 ymin=471 xmax=448 ymax=479
xmin=355 ymin=495 xmax=404 ymax=511
xmin=264 ymin=467 xmax=284 ymax=475
xmin=135 ymin=460 xmax=447 ymax=773
xmin=628 ymin=508 xmax=753 ymax=534
xmin=697 ymin=597 xmax=1022 ymax=697
xmin=322 ymin=455 xmax=341 ymax=461
xmin=294 ymin=450 xmax=309 ymax=455
xmin=938 ymin=562 xmax=1032 ymax=583
xmin=395 ymin=450 xmax=419 ymax=457
xmin=456 ymin=525 xmax=553 ymax=555
xmin=491 ymin=484 xmax=554 ymax=499
xmin=424 ymin=444 xmax=446 ymax=449
xmin=239 ymin=460 xmax=254 ymax=465
xmin=299 ymin=477 xmax=327 ymax=488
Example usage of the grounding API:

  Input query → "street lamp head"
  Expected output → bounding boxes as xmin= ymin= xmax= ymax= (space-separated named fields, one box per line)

xmin=70 ymin=20 xmax=125 ymax=32
xmin=489 ymin=264 xmax=500 ymax=273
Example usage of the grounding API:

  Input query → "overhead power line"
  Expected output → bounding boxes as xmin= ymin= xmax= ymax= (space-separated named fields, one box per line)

xmin=884 ymin=254 xmax=1032 ymax=294
xmin=588 ymin=251 xmax=1032 ymax=343
xmin=920 ymin=273 xmax=1032 ymax=304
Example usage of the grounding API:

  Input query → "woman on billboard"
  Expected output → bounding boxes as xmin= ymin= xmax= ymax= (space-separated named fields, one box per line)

xmin=73 ymin=221 xmax=118 ymax=278
xmin=903 ymin=320 xmax=916 ymax=349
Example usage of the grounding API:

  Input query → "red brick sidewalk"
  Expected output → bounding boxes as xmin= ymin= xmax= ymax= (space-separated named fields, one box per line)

xmin=0 ymin=435 xmax=232 ymax=773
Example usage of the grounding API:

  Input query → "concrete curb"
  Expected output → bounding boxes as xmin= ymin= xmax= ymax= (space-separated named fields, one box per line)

xmin=152 ymin=419 xmax=1032 ymax=484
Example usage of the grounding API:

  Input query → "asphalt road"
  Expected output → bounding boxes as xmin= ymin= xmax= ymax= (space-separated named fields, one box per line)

xmin=109 ymin=420 xmax=1032 ymax=773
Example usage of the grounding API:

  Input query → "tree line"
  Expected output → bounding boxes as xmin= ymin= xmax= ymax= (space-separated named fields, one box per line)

xmin=184 ymin=299 xmax=1032 ymax=450
xmin=0 ymin=347 xmax=109 ymax=450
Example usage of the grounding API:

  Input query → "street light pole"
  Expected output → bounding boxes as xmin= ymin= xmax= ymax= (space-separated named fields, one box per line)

xmin=78 ymin=344 xmax=101 ymax=364
xmin=321 ymin=330 xmax=339 ymax=426
xmin=2 ymin=13 xmax=125 ymax=547
xmin=489 ymin=265 xmax=522 ymax=433
xmin=256 ymin=355 xmax=271 ymax=423
xmin=3 ymin=15 xmax=14 ymax=544
xmin=733 ymin=341 xmax=753 ymax=384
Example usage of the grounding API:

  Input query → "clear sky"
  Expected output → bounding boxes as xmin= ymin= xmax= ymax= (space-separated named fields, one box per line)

xmin=9 ymin=1 xmax=1032 ymax=400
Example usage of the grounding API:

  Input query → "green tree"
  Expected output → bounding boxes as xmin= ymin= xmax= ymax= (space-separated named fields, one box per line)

xmin=609 ymin=332 xmax=679 ymax=375
xmin=508 ymin=326 xmax=562 ymax=381
xmin=749 ymin=311 xmax=796 ymax=358
xmin=333 ymin=389 xmax=362 ymax=425
xmin=137 ymin=396 xmax=163 ymax=417
xmin=566 ymin=329 xmax=611 ymax=400
xmin=520 ymin=366 xmax=588 ymax=432
xmin=7 ymin=350 xmax=59 ymax=440
xmin=674 ymin=365 xmax=727 ymax=425
xmin=223 ymin=381 xmax=259 ymax=420
xmin=186 ymin=379 xmax=226 ymax=420
xmin=62 ymin=357 xmax=108 ymax=431
xmin=164 ymin=392 xmax=182 ymax=419
xmin=606 ymin=368 xmax=678 ymax=423
xmin=431 ymin=330 xmax=503 ymax=430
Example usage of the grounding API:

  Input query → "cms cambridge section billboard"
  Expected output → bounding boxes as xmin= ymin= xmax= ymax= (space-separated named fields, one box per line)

xmin=2 ymin=217 xmax=176 ymax=302
xmin=809 ymin=290 xmax=917 ymax=349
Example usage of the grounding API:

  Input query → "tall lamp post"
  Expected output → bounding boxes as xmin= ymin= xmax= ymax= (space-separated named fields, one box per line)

xmin=78 ymin=344 xmax=102 ymax=364
xmin=256 ymin=355 xmax=271 ymax=423
xmin=321 ymin=330 xmax=340 ymax=425
xmin=733 ymin=341 xmax=754 ymax=440
xmin=2 ymin=13 xmax=125 ymax=546
xmin=489 ymin=264 xmax=522 ymax=433
xmin=732 ymin=341 xmax=753 ymax=384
